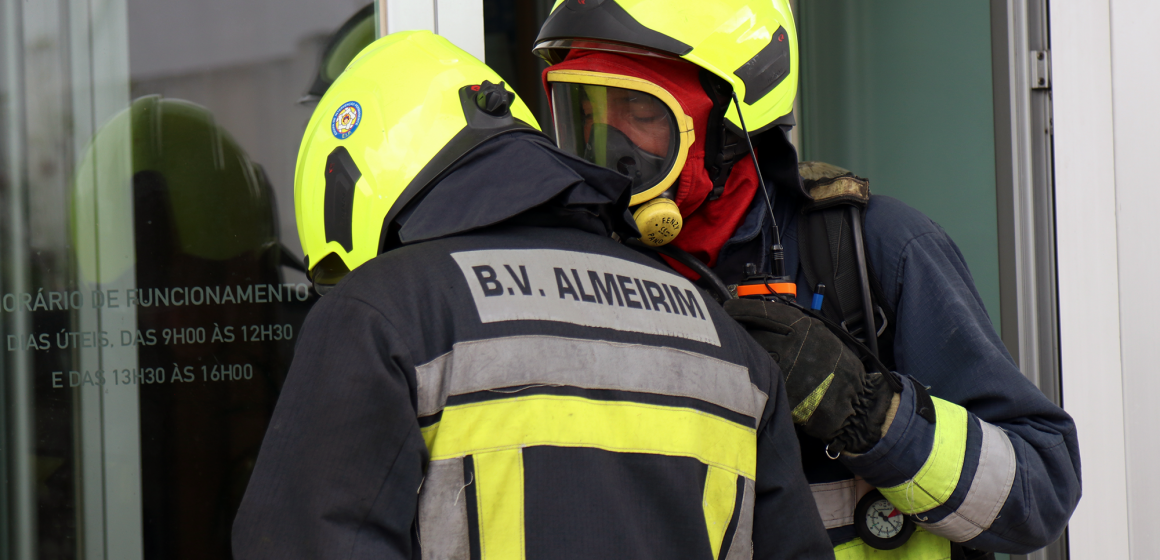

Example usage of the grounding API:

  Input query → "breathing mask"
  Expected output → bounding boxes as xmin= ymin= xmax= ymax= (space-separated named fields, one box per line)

xmin=546 ymin=69 xmax=694 ymax=246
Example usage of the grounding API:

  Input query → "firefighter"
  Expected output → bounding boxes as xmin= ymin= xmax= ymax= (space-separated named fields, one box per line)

xmin=231 ymin=30 xmax=833 ymax=559
xmin=533 ymin=1 xmax=1080 ymax=558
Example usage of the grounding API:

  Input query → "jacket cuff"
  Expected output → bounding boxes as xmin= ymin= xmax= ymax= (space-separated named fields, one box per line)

xmin=842 ymin=376 xmax=929 ymax=485
xmin=842 ymin=376 xmax=971 ymax=515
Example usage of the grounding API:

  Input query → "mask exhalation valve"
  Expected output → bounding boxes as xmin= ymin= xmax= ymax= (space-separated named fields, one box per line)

xmin=632 ymin=197 xmax=682 ymax=247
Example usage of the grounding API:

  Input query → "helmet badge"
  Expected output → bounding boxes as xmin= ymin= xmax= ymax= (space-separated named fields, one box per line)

xmin=331 ymin=101 xmax=362 ymax=140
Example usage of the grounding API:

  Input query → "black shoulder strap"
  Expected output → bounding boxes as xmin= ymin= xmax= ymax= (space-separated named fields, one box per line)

xmin=796 ymin=162 xmax=897 ymax=370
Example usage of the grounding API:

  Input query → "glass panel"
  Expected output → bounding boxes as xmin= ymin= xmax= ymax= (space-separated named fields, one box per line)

xmin=797 ymin=1 xmax=1003 ymax=333
xmin=1 ymin=1 xmax=368 ymax=557
xmin=483 ymin=0 xmax=556 ymax=136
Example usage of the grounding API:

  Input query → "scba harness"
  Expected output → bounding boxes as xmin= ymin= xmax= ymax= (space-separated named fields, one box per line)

xmin=796 ymin=162 xmax=896 ymax=370
xmin=796 ymin=163 xmax=994 ymax=560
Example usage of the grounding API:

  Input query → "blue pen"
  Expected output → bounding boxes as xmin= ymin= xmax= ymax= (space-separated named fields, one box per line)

xmin=811 ymin=283 xmax=826 ymax=310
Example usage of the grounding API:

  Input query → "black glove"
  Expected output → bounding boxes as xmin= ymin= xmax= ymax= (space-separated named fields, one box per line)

xmin=724 ymin=298 xmax=895 ymax=454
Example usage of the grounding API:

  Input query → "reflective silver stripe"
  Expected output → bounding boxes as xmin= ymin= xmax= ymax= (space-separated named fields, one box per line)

xmin=724 ymin=477 xmax=755 ymax=560
xmin=418 ymin=458 xmax=470 ymax=560
xmin=918 ymin=420 xmax=1017 ymax=542
xmin=451 ymin=249 xmax=721 ymax=346
xmin=809 ymin=477 xmax=874 ymax=529
xmin=416 ymin=335 xmax=767 ymax=421
xmin=417 ymin=351 xmax=453 ymax=418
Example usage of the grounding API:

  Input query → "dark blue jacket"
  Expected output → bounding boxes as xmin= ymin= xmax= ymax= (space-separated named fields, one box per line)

xmin=713 ymin=187 xmax=1081 ymax=554
xmin=233 ymin=134 xmax=835 ymax=559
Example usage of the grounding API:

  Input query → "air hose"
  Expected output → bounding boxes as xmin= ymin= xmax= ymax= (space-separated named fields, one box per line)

xmin=625 ymin=238 xmax=733 ymax=303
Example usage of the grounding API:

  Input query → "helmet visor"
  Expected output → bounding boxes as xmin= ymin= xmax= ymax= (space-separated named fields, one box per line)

xmin=548 ymin=71 xmax=691 ymax=204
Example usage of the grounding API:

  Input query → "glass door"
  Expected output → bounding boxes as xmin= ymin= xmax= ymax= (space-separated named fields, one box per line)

xmin=1 ymin=1 xmax=372 ymax=557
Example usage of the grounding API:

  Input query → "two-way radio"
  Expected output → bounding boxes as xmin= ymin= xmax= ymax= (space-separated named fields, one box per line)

xmin=728 ymin=92 xmax=797 ymax=302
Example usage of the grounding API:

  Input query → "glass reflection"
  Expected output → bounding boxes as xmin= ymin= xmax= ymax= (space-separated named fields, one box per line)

xmin=1 ymin=0 xmax=363 ymax=557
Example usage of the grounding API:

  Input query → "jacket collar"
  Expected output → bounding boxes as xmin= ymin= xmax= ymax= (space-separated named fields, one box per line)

xmin=396 ymin=132 xmax=638 ymax=245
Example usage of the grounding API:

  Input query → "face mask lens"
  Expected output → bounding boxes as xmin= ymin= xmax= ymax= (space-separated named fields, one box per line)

xmin=552 ymin=82 xmax=679 ymax=196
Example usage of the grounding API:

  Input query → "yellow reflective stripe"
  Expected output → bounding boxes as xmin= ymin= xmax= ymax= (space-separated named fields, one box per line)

xmin=703 ymin=467 xmax=738 ymax=560
xmin=917 ymin=420 xmax=1017 ymax=542
xmin=473 ymin=449 xmax=525 ymax=560
xmin=880 ymin=397 xmax=968 ymax=514
xmin=421 ymin=395 xmax=757 ymax=478
xmin=832 ymin=528 xmax=951 ymax=560
xmin=792 ymin=372 xmax=834 ymax=424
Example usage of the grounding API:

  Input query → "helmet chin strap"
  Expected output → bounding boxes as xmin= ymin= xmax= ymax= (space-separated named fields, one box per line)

xmin=700 ymin=70 xmax=748 ymax=202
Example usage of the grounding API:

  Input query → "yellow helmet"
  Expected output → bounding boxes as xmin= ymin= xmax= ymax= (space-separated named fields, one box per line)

xmin=534 ymin=0 xmax=798 ymax=134
xmin=294 ymin=30 xmax=541 ymax=291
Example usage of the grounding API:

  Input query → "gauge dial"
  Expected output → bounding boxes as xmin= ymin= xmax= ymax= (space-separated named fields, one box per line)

xmin=854 ymin=489 xmax=915 ymax=550
xmin=865 ymin=498 xmax=905 ymax=538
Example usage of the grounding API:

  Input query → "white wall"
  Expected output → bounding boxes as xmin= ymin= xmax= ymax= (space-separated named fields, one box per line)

xmin=1052 ymin=0 xmax=1160 ymax=558
xmin=378 ymin=0 xmax=485 ymax=61
xmin=1107 ymin=1 xmax=1160 ymax=558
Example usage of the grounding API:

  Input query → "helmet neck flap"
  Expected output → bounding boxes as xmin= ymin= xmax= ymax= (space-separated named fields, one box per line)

xmin=395 ymin=131 xmax=638 ymax=246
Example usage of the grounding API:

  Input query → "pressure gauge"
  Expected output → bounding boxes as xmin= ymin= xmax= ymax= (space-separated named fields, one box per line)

xmin=854 ymin=490 xmax=915 ymax=550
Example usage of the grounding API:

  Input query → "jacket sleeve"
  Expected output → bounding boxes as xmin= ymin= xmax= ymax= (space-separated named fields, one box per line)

xmin=752 ymin=351 xmax=837 ymax=560
xmin=841 ymin=226 xmax=1081 ymax=554
xmin=232 ymin=293 xmax=426 ymax=560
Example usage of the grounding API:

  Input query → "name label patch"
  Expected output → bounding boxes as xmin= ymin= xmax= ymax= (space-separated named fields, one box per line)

xmin=451 ymin=249 xmax=720 ymax=346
